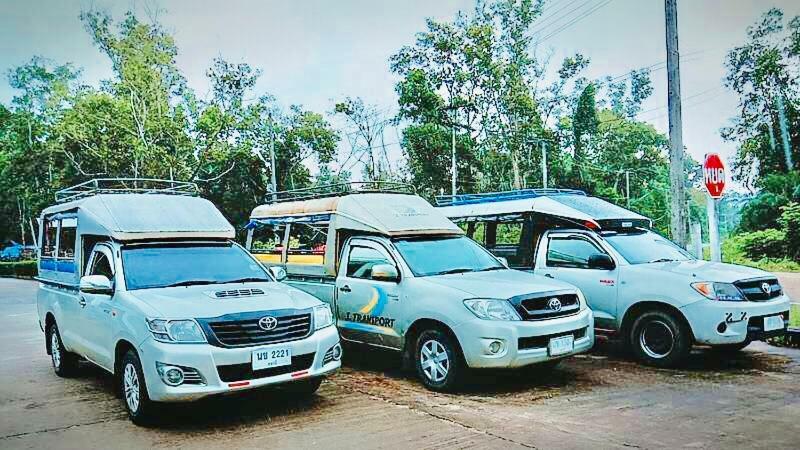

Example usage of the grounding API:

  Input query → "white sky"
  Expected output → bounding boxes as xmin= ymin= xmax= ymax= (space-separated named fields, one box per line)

xmin=2 ymin=0 xmax=798 ymax=191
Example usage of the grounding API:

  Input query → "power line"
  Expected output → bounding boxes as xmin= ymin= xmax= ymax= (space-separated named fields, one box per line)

xmin=532 ymin=0 xmax=595 ymax=35
xmin=538 ymin=0 xmax=614 ymax=43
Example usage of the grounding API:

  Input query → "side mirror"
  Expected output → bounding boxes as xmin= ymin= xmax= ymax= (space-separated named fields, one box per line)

xmin=269 ymin=266 xmax=288 ymax=282
xmin=588 ymin=253 xmax=616 ymax=270
xmin=80 ymin=275 xmax=113 ymax=295
xmin=496 ymin=256 xmax=509 ymax=268
xmin=371 ymin=264 xmax=400 ymax=282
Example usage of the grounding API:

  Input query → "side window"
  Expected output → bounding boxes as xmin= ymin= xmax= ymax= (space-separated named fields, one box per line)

xmin=89 ymin=251 xmax=114 ymax=279
xmin=42 ymin=220 xmax=58 ymax=258
xmin=58 ymin=218 xmax=77 ymax=259
xmin=547 ymin=237 xmax=605 ymax=269
xmin=287 ymin=223 xmax=327 ymax=265
xmin=346 ymin=246 xmax=391 ymax=280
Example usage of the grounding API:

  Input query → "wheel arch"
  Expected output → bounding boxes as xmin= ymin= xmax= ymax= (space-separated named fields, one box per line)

xmin=402 ymin=318 xmax=463 ymax=367
xmin=44 ymin=312 xmax=56 ymax=355
xmin=113 ymin=339 xmax=138 ymax=377
xmin=620 ymin=301 xmax=695 ymax=343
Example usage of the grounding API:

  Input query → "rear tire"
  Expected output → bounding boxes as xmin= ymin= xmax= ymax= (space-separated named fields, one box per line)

xmin=47 ymin=323 xmax=79 ymax=377
xmin=630 ymin=309 xmax=691 ymax=368
xmin=415 ymin=328 xmax=465 ymax=392
xmin=120 ymin=350 xmax=157 ymax=426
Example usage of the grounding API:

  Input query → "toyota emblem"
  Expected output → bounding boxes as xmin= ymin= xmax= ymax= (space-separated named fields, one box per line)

xmin=547 ymin=298 xmax=563 ymax=312
xmin=761 ymin=282 xmax=772 ymax=295
xmin=258 ymin=316 xmax=278 ymax=331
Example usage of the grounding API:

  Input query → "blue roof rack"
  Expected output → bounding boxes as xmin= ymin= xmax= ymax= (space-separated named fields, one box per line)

xmin=435 ymin=188 xmax=586 ymax=207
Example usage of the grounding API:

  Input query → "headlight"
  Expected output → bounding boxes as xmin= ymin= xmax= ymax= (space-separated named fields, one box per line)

xmin=314 ymin=304 xmax=334 ymax=330
xmin=146 ymin=319 xmax=207 ymax=343
xmin=463 ymin=299 xmax=521 ymax=321
xmin=691 ymin=282 xmax=746 ymax=302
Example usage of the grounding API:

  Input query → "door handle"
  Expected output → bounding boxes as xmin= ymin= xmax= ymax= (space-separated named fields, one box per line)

xmin=339 ymin=285 xmax=352 ymax=293
xmin=544 ymin=273 xmax=554 ymax=279
xmin=78 ymin=297 xmax=87 ymax=308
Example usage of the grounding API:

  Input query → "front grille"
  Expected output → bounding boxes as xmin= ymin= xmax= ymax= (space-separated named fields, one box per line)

xmin=214 ymin=288 xmax=265 ymax=298
xmin=198 ymin=310 xmax=313 ymax=348
xmin=510 ymin=291 xmax=581 ymax=321
xmin=734 ymin=278 xmax=782 ymax=302
xmin=518 ymin=327 xmax=588 ymax=350
xmin=217 ymin=353 xmax=315 ymax=382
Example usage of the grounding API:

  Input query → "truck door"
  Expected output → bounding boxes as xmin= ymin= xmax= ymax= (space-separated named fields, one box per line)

xmin=77 ymin=244 xmax=116 ymax=369
xmin=535 ymin=232 xmax=619 ymax=329
xmin=335 ymin=239 xmax=404 ymax=349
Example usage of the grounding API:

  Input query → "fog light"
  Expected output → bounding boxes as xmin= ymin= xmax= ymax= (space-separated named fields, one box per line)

xmin=489 ymin=340 xmax=502 ymax=354
xmin=717 ymin=322 xmax=727 ymax=333
xmin=156 ymin=362 xmax=184 ymax=386
xmin=332 ymin=343 xmax=343 ymax=361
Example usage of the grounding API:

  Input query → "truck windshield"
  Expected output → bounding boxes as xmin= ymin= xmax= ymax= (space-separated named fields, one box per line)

xmin=394 ymin=236 xmax=505 ymax=277
xmin=602 ymin=230 xmax=694 ymax=264
xmin=121 ymin=243 xmax=271 ymax=290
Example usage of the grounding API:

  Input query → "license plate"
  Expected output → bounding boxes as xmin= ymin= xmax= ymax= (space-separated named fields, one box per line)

xmin=763 ymin=315 xmax=785 ymax=332
xmin=548 ymin=335 xmax=575 ymax=356
xmin=252 ymin=345 xmax=292 ymax=371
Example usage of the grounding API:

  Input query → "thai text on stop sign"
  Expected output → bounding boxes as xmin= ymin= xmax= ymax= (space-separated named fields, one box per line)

xmin=703 ymin=153 xmax=726 ymax=198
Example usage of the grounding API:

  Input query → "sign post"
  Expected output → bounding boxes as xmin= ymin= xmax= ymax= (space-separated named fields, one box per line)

xmin=703 ymin=153 xmax=726 ymax=262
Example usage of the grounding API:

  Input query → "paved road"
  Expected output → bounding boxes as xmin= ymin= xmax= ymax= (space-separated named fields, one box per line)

xmin=1 ymin=277 xmax=799 ymax=449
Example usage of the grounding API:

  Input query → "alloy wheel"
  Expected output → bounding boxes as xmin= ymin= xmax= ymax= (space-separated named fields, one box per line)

xmin=420 ymin=339 xmax=449 ymax=383
xmin=123 ymin=363 xmax=140 ymax=413
xmin=50 ymin=331 xmax=61 ymax=369
xmin=640 ymin=320 xmax=675 ymax=359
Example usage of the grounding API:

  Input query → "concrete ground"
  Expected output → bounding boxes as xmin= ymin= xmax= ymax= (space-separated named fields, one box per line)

xmin=1 ymin=277 xmax=799 ymax=449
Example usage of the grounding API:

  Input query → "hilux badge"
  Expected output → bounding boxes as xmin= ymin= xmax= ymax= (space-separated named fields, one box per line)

xmin=258 ymin=316 xmax=278 ymax=331
xmin=761 ymin=282 xmax=771 ymax=295
xmin=547 ymin=298 xmax=562 ymax=312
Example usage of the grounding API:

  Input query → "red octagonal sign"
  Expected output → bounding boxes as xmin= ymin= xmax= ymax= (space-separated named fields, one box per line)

xmin=703 ymin=153 xmax=726 ymax=199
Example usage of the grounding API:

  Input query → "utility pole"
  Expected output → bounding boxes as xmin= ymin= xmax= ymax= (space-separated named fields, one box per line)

xmin=451 ymin=111 xmax=457 ymax=196
xmin=269 ymin=114 xmax=278 ymax=202
xmin=625 ymin=170 xmax=631 ymax=207
xmin=665 ymin=0 xmax=687 ymax=247
xmin=541 ymin=141 xmax=548 ymax=189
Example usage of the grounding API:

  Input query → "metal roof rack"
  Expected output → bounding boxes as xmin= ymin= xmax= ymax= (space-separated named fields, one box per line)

xmin=55 ymin=178 xmax=199 ymax=203
xmin=268 ymin=181 xmax=416 ymax=204
xmin=435 ymin=188 xmax=586 ymax=207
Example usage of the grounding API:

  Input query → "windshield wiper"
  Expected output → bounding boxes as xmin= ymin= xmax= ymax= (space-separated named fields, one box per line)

xmin=648 ymin=258 xmax=677 ymax=263
xmin=164 ymin=280 xmax=219 ymax=288
xmin=437 ymin=268 xmax=474 ymax=275
xmin=478 ymin=266 xmax=506 ymax=272
xmin=222 ymin=277 xmax=271 ymax=283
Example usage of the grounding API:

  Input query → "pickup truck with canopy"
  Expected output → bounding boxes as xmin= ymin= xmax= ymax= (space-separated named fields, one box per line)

xmin=36 ymin=179 xmax=341 ymax=425
xmin=245 ymin=183 xmax=594 ymax=391
xmin=437 ymin=189 xmax=791 ymax=367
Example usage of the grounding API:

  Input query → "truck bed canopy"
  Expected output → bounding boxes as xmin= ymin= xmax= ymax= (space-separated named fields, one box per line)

xmin=249 ymin=193 xmax=463 ymax=237
xmin=436 ymin=189 xmax=651 ymax=230
xmin=41 ymin=194 xmax=235 ymax=241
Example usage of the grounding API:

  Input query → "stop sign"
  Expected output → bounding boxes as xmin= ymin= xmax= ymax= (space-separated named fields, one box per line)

xmin=703 ymin=153 xmax=726 ymax=199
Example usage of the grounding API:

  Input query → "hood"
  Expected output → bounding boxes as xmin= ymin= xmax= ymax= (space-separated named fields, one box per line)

xmin=128 ymin=282 xmax=321 ymax=319
xmin=637 ymin=260 xmax=772 ymax=283
xmin=421 ymin=269 xmax=577 ymax=299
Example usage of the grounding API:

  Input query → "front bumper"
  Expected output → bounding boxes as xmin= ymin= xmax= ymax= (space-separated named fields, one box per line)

xmin=138 ymin=325 xmax=341 ymax=402
xmin=452 ymin=308 xmax=594 ymax=369
xmin=680 ymin=295 xmax=790 ymax=345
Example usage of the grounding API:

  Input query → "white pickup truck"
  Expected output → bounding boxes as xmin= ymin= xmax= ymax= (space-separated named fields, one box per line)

xmin=246 ymin=184 xmax=594 ymax=391
xmin=439 ymin=189 xmax=791 ymax=367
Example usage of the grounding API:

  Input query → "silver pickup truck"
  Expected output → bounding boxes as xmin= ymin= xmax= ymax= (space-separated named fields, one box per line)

xmin=438 ymin=188 xmax=791 ymax=368
xmin=245 ymin=184 xmax=594 ymax=391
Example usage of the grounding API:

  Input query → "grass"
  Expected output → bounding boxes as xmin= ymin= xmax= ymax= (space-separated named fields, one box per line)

xmin=719 ymin=237 xmax=800 ymax=273
xmin=791 ymin=303 xmax=800 ymax=328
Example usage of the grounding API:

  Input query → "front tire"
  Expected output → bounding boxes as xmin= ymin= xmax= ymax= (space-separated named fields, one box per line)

xmin=120 ymin=350 xmax=157 ymax=426
xmin=630 ymin=310 xmax=691 ymax=368
xmin=414 ymin=328 xmax=465 ymax=392
xmin=47 ymin=323 xmax=79 ymax=377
